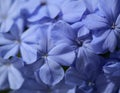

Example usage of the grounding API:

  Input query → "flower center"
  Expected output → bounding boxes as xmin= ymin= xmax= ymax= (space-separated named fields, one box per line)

xmin=75 ymin=38 xmax=83 ymax=47
xmin=88 ymin=82 xmax=95 ymax=86
xmin=15 ymin=39 xmax=21 ymax=44
xmin=111 ymin=23 xmax=116 ymax=29
xmin=42 ymin=53 xmax=48 ymax=59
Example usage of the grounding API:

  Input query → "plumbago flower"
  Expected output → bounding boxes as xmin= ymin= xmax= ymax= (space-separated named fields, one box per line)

xmin=0 ymin=23 xmax=39 ymax=64
xmin=84 ymin=0 xmax=120 ymax=53
xmin=51 ymin=21 xmax=101 ymax=67
xmin=33 ymin=23 xmax=75 ymax=86
xmin=96 ymin=60 xmax=120 ymax=93
xmin=0 ymin=57 xmax=24 ymax=90
xmin=0 ymin=0 xmax=25 ymax=32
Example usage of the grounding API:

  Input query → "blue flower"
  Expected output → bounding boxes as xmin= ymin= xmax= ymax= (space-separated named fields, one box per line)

xmin=34 ymin=23 xmax=75 ymax=86
xmin=51 ymin=21 xmax=101 ymax=68
xmin=0 ymin=57 xmax=24 ymax=90
xmin=0 ymin=24 xmax=39 ymax=64
xmin=84 ymin=0 xmax=120 ymax=53
xmin=0 ymin=0 xmax=25 ymax=32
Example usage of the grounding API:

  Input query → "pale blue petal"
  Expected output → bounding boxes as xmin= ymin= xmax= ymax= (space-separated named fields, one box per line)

xmin=84 ymin=14 xmax=109 ymax=30
xmin=4 ymin=44 xmax=19 ymax=59
xmin=0 ymin=43 xmax=18 ymax=58
xmin=8 ymin=65 xmax=24 ymax=89
xmin=62 ymin=0 xmax=86 ymax=23
xmin=51 ymin=21 xmax=76 ymax=45
xmin=90 ymin=30 xmax=110 ymax=54
xmin=20 ymin=43 xmax=37 ymax=64
xmin=0 ymin=35 xmax=13 ymax=45
xmin=99 ymin=0 xmax=120 ymax=20
xmin=48 ymin=51 xmax=75 ymax=66
xmin=49 ymin=43 xmax=74 ymax=55
xmin=0 ymin=18 xmax=14 ymax=32
xmin=21 ymin=26 xmax=39 ymax=44
xmin=39 ymin=60 xmax=64 ymax=86
xmin=103 ymin=31 xmax=117 ymax=52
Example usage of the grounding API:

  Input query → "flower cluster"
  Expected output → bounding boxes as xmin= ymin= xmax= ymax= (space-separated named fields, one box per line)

xmin=0 ymin=0 xmax=120 ymax=93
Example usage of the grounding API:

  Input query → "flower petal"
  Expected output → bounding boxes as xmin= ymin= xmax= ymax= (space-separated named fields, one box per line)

xmin=84 ymin=14 xmax=109 ymax=31
xmin=39 ymin=60 xmax=64 ymax=86
xmin=8 ymin=65 xmax=24 ymax=89
xmin=20 ymin=43 xmax=37 ymax=64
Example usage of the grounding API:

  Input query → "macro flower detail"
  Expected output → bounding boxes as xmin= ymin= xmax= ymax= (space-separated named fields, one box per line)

xmin=0 ymin=24 xmax=39 ymax=64
xmin=35 ymin=24 xmax=75 ymax=86
xmin=0 ymin=0 xmax=120 ymax=93
xmin=84 ymin=0 xmax=120 ymax=53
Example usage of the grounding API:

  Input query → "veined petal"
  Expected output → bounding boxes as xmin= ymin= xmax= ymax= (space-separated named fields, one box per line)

xmin=4 ymin=44 xmax=19 ymax=59
xmin=99 ymin=0 xmax=120 ymax=20
xmin=39 ymin=60 xmax=64 ymax=86
xmin=20 ymin=43 xmax=37 ymax=64
xmin=0 ymin=43 xmax=18 ymax=58
xmin=84 ymin=14 xmax=109 ymax=30
xmin=0 ymin=18 xmax=14 ymax=32
xmin=0 ymin=35 xmax=13 ymax=45
xmin=48 ymin=51 xmax=75 ymax=66
xmin=90 ymin=30 xmax=110 ymax=54
xmin=103 ymin=30 xmax=117 ymax=52
xmin=49 ymin=43 xmax=74 ymax=55
xmin=21 ymin=26 xmax=39 ymax=44
xmin=51 ymin=21 xmax=76 ymax=45
xmin=8 ymin=65 xmax=24 ymax=89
